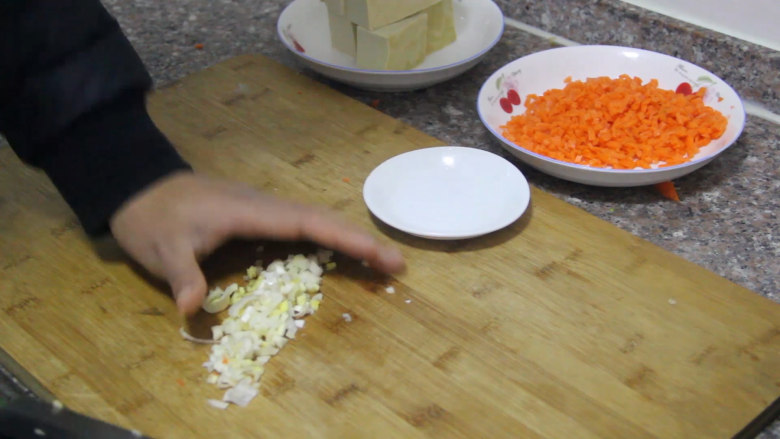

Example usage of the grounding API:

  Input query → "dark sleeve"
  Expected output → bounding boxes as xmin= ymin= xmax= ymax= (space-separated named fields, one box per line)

xmin=0 ymin=0 xmax=192 ymax=236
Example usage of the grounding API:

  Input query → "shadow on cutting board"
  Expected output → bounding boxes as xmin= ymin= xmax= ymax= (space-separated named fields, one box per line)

xmin=367 ymin=201 xmax=533 ymax=253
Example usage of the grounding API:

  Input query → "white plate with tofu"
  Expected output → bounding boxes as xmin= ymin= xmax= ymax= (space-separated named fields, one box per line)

xmin=277 ymin=0 xmax=504 ymax=91
xmin=363 ymin=146 xmax=530 ymax=239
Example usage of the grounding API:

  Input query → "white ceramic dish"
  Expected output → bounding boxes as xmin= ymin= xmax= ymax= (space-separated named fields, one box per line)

xmin=363 ymin=146 xmax=530 ymax=239
xmin=477 ymin=45 xmax=746 ymax=187
xmin=277 ymin=0 xmax=504 ymax=92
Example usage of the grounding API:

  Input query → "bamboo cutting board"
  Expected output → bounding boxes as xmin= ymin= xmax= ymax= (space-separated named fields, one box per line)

xmin=1 ymin=54 xmax=778 ymax=438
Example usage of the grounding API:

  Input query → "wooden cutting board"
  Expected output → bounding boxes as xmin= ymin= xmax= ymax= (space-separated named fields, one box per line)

xmin=1 ymin=54 xmax=778 ymax=439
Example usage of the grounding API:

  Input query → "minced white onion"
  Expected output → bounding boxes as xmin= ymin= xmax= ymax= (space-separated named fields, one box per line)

xmin=222 ymin=379 xmax=259 ymax=407
xmin=196 ymin=253 xmax=329 ymax=407
xmin=207 ymin=399 xmax=229 ymax=410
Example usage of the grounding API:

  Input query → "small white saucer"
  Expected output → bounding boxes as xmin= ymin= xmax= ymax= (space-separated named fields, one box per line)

xmin=363 ymin=146 xmax=530 ymax=240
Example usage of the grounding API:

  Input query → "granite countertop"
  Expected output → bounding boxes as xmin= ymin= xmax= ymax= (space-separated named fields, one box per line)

xmin=4 ymin=0 xmax=779 ymax=436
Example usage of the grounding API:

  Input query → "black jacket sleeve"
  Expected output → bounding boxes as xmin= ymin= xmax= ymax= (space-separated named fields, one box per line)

xmin=0 ymin=0 xmax=192 ymax=236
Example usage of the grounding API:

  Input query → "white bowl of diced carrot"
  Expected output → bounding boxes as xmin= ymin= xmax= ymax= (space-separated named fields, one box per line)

xmin=476 ymin=45 xmax=746 ymax=187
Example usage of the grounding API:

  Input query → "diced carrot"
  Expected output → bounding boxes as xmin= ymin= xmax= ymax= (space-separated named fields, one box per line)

xmin=654 ymin=181 xmax=680 ymax=201
xmin=500 ymin=75 xmax=727 ymax=169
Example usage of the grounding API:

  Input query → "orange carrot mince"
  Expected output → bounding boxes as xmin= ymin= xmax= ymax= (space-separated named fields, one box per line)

xmin=500 ymin=75 xmax=728 ymax=169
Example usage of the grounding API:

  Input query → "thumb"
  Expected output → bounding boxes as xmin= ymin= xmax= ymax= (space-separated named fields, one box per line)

xmin=160 ymin=243 xmax=208 ymax=315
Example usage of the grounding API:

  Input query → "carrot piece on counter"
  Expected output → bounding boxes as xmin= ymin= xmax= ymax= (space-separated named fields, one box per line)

xmin=654 ymin=181 xmax=680 ymax=201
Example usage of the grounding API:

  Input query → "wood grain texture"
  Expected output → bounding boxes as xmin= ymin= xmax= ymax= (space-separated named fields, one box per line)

xmin=1 ymin=54 xmax=778 ymax=438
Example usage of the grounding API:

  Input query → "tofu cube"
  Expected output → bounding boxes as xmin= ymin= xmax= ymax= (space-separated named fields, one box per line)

xmin=345 ymin=0 xmax=440 ymax=30
xmin=322 ymin=0 xmax=346 ymax=15
xmin=422 ymin=0 xmax=456 ymax=53
xmin=328 ymin=12 xmax=357 ymax=56
xmin=356 ymin=12 xmax=428 ymax=70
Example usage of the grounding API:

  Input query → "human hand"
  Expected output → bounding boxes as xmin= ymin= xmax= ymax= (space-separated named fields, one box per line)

xmin=109 ymin=171 xmax=405 ymax=315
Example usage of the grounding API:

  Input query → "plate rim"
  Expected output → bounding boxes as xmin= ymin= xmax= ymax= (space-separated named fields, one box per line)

xmin=276 ymin=0 xmax=505 ymax=77
xmin=363 ymin=146 xmax=531 ymax=240
xmin=476 ymin=45 xmax=747 ymax=178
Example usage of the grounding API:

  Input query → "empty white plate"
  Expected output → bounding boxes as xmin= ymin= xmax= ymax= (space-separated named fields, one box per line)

xmin=363 ymin=146 xmax=530 ymax=239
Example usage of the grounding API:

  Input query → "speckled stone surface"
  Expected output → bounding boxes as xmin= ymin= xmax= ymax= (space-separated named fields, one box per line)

xmin=496 ymin=0 xmax=780 ymax=113
xmin=2 ymin=0 xmax=778 ymax=435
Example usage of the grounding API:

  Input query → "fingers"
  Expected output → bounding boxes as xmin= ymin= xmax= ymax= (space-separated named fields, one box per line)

xmin=157 ymin=240 xmax=208 ymax=316
xmin=110 ymin=172 xmax=406 ymax=317
xmin=299 ymin=209 xmax=405 ymax=274
xmin=373 ymin=244 xmax=405 ymax=273
xmin=228 ymin=197 xmax=405 ymax=274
